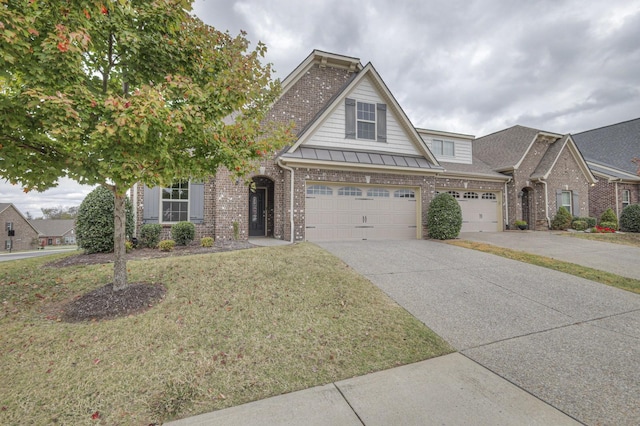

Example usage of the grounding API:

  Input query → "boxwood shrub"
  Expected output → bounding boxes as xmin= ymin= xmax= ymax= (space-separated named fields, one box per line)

xmin=171 ymin=221 xmax=195 ymax=245
xmin=139 ymin=223 xmax=163 ymax=248
xmin=620 ymin=204 xmax=640 ymax=232
xmin=599 ymin=208 xmax=618 ymax=230
xmin=551 ymin=207 xmax=572 ymax=230
xmin=427 ymin=193 xmax=462 ymax=240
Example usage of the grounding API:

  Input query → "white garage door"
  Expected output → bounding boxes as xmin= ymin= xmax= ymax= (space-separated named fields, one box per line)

xmin=305 ymin=184 xmax=419 ymax=241
xmin=441 ymin=190 xmax=500 ymax=232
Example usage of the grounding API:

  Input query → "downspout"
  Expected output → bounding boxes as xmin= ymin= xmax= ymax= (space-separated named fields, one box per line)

xmin=504 ymin=177 xmax=511 ymax=229
xmin=615 ymin=181 xmax=619 ymax=218
xmin=277 ymin=159 xmax=295 ymax=243
xmin=540 ymin=178 xmax=551 ymax=229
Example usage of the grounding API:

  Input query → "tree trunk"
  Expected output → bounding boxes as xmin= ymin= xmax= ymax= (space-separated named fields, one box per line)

xmin=113 ymin=191 xmax=128 ymax=291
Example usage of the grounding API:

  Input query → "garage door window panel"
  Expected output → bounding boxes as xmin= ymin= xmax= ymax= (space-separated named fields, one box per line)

xmin=338 ymin=187 xmax=362 ymax=196
xmin=464 ymin=192 xmax=479 ymax=199
xmin=367 ymin=188 xmax=389 ymax=197
xmin=307 ymin=185 xmax=333 ymax=196
xmin=395 ymin=189 xmax=415 ymax=198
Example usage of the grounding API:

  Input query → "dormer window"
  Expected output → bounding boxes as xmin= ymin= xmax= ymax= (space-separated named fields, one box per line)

xmin=433 ymin=139 xmax=455 ymax=157
xmin=345 ymin=98 xmax=387 ymax=142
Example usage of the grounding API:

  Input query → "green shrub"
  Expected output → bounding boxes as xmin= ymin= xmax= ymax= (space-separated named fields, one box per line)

xmin=578 ymin=217 xmax=597 ymax=228
xmin=158 ymin=240 xmax=175 ymax=252
xmin=140 ymin=223 xmax=163 ymax=248
xmin=620 ymin=204 xmax=640 ymax=232
xmin=200 ymin=237 xmax=214 ymax=247
xmin=599 ymin=221 xmax=618 ymax=230
xmin=76 ymin=186 xmax=134 ymax=254
xmin=171 ymin=221 xmax=195 ymax=245
xmin=125 ymin=240 xmax=134 ymax=253
xmin=551 ymin=207 xmax=572 ymax=230
xmin=427 ymin=193 xmax=462 ymax=240
xmin=572 ymin=220 xmax=588 ymax=231
xmin=599 ymin=208 xmax=618 ymax=229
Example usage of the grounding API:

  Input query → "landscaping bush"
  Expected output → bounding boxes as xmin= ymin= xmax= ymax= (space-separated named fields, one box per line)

xmin=427 ymin=193 xmax=462 ymax=240
xmin=158 ymin=239 xmax=175 ymax=251
xmin=599 ymin=208 xmax=618 ymax=230
xmin=551 ymin=206 xmax=572 ymax=230
xmin=139 ymin=223 xmax=163 ymax=248
xmin=599 ymin=221 xmax=618 ymax=231
xmin=200 ymin=237 xmax=214 ymax=247
xmin=572 ymin=220 xmax=588 ymax=231
xmin=573 ymin=216 xmax=596 ymax=228
xmin=620 ymin=204 xmax=640 ymax=232
xmin=76 ymin=186 xmax=134 ymax=253
xmin=171 ymin=221 xmax=195 ymax=245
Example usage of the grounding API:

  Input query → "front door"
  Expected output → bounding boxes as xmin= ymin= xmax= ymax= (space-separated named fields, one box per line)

xmin=249 ymin=188 xmax=266 ymax=237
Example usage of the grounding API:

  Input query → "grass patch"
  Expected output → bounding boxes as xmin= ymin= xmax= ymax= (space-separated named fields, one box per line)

xmin=0 ymin=243 xmax=452 ymax=425
xmin=448 ymin=240 xmax=640 ymax=294
xmin=562 ymin=231 xmax=640 ymax=248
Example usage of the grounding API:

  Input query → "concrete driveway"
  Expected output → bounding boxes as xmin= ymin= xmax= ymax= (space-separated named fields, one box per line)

xmin=318 ymin=238 xmax=640 ymax=426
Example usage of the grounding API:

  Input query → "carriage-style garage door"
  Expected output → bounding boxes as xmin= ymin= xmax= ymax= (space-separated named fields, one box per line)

xmin=305 ymin=183 xmax=419 ymax=241
xmin=440 ymin=190 xmax=500 ymax=232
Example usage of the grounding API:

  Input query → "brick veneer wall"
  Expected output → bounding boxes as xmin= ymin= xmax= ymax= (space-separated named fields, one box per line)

xmin=1 ymin=206 xmax=38 ymax=251
xmin=508 ymin=137 xmax=590 ymax=230
xmin=589 ymin=181 xmax=640 ymax=220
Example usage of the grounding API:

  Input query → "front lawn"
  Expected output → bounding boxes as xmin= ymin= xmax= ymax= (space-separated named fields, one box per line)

xmin=563 ymin=231 xmax=640 ymax=248
xmin=0 ymin=243 xmax=452 ymax=425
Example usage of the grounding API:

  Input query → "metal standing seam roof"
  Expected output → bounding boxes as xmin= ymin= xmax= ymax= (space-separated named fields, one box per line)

xmin=280 ymin=147 xmax=439 ymax=170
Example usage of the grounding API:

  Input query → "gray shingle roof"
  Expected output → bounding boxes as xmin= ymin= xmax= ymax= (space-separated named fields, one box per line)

xmin=29 ymin=219 xmax=75 ymax=237
xmin=438 ymin=158 xmax=509 ymax=180
xmin=531 ymin=135 xmax=568 ymax=179
xmin=281 ymin=147 xmax=439 ymax=170
xmin=473 ymin=125 xmax=548 ymax=171
xmin=573 ymin=118 xmax=640 ymax=176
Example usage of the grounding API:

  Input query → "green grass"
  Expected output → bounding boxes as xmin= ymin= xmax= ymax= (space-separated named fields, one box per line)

xmin=562 ymin=231 xmax=640 ymax=248
xmin=0 ymin=243 xmax=452 ymax=425
xmin=449 ymin=240 xmax=640 ymax=294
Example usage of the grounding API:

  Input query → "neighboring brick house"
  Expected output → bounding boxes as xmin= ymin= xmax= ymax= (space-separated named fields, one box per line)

xmin=0 ymin=203 xmax=39 ymax=251
xmin=573 ymin=118 xmax=640 ymax=220
xmin=29 ymin=219 xmax=76 ymax=246
xmin=473 ymin=126 xmax=596 ymax=230
xmin=132 ymin=50 xmax=596 ymax=241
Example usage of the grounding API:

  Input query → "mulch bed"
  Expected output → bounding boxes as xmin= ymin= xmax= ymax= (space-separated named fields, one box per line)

xmin=46 ymin=241 xmax=255 ymax=323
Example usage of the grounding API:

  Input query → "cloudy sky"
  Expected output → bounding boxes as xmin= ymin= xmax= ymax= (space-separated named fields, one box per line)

xmin=3 ymin=0 xmax=639 ymax=217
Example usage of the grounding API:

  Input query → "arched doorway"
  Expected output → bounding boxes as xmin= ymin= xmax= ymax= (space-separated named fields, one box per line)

xmin=521 ymin=187 xmax=533 ymax=227
xmin=249 ymin=177 xmax=274 ymax=237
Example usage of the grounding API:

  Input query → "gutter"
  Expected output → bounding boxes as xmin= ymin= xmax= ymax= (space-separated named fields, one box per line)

xmin=504 ymin=177 xmax=512 ymax=229
xmin=539 ymin=178 xmax=551 ymax=228
xmin=277 ymin=158 xmax=295 ymax=243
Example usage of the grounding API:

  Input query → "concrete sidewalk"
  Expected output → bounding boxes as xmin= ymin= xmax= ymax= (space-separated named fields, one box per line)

xmin=459 ymin=230 xmax=640 ymax=280
xmin=167 ymin=353 xmax=578 ymax=426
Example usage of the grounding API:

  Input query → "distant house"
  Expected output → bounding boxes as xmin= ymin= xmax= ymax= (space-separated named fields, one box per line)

xmin=573 ymin=118 xmax=640 ymax=220
xmin=29 ymin=219 xmax=76 ymax=246
xmin=0 ymin=203 xmax=39 ymax=251
xmin=473 ymin=126 xmax=596 ymax=230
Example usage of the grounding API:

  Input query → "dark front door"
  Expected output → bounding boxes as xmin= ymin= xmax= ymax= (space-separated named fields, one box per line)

xmin=522 ymin=188 xmax=531 ymax=226
xmin=249 ymin=188 xmax=266 ymax=237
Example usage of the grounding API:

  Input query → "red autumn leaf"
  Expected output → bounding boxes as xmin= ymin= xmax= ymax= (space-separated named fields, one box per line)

xmin=84 ymin=9 xmax=91 ymax=19
xmin=93 ymin=359 xmax=101 ymax=365
xmin=91 ymin=411 xmax=100 ymax=419
xmin=57 ymin=42 xmax=68 ymax=52
xmin=100 ymin=5 xmax=108 ymax=15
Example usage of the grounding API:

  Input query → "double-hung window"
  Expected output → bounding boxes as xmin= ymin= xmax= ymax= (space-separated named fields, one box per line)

xmin=622 ymin=189 xmax=630 ymax=209
xmin=561 ymin=190 xmax=572 ymax=214
xmin=432 ymin=139 xmax=455 ymax=157
xmin=162 ymin=180 xmax=189 ymax=222
xmin=357 ymin=102 xmax=376 ymax=140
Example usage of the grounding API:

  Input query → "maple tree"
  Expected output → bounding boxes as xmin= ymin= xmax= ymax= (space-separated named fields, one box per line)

xmin=0 ymin=0 xmax=290 ymax=290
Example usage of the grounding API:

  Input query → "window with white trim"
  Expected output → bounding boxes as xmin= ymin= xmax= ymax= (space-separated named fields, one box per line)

xmin=5 ymin=222 xmax=13 ymax=231
xmin=395 ymin=189 xmax=415 ymax=198
xmin=432 ymin=139 xmax=455 ymax=157
xmin=463 ymin=192 xmax=479 ymax=199
xmin=162 ymin=180 xmax=189 ymax=222
xmin=367 ymin=188 xmax=389 ymax=197
xmin=561 ymin=190 xmax=572 ymax=214
xmin=357 ymin=102 xmax=376 ymax=140
xmin=622 ymin=189 xmax=630 ymax=208
xmin=307 ymin=185 xmax=333 ymax=196
xmin=338 ymin=187 xmax=362 ymax=196
xmin=5 ymin=240 xmax=11 ymax=250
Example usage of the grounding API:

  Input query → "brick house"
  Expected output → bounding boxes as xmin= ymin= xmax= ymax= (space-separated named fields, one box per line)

xmin=573 ymin=118 xmax=640 ymax=220
xmin=29 ymin=219 xmax=76 ymax=246
xmin=0 ymin=203 xmax=39 ymax=251
xmin=132 ymin=50 xmax=594 ymax=241
xmin=473 ymin=126 xmax=596 ymax=230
